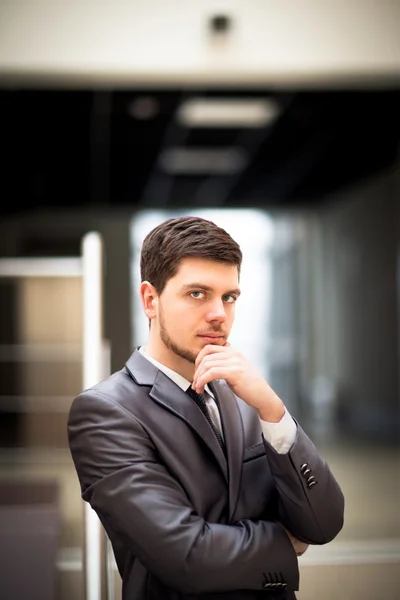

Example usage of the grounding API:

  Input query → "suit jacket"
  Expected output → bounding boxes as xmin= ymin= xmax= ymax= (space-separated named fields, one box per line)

xmin=68 ymin=348 xmax=344 ymax=600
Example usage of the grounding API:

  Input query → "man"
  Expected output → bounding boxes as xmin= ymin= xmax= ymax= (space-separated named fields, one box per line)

xmin=68 ymin=216 xmax=344 ymax=599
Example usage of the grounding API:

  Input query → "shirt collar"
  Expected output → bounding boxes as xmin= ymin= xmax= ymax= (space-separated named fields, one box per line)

xmin=139 ymin=346 xmax=214 ymax=397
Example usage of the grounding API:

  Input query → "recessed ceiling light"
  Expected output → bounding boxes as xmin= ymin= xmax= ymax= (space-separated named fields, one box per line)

xmin=177 ymin=98 xmax=280 ymax=128
xmin=159 ymin=147 xmax=247 ymax=175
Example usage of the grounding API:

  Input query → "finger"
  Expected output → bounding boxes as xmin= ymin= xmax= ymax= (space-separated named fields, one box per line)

xmin=194 ymin=366 xmax=235 ymax=393
xmin=195 ymin=343 xmax=228 ymax=369
xmin=196 ymin=352 xmax=230 ymax=370
xmin=194 ymin=354 xmax=235 ymax=386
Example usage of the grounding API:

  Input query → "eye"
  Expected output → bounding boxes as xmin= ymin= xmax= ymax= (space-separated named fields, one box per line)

xmin=222 ymin=294 xmax=236 ymax=303
xmin=190 ymin=291 xmax=205 ymax=299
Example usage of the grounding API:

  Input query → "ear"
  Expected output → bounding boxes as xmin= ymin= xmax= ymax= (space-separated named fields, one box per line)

xmin=140 ymin=281 xmax=158 ymax=320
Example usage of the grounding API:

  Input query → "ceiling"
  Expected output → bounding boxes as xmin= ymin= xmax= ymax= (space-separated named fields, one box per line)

xmin=1 ymin=87 xmax=399 ymax=215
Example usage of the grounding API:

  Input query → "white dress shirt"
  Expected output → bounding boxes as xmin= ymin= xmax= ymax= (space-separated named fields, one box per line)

xmin=139 ymin=346 xmax=297 ymax=454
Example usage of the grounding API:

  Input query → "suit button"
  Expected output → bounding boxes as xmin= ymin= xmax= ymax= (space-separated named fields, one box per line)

xmin=308 ymin=480 xmax=318 ymax=488
xmin=300 ymin=463 xmax=308 ymax=474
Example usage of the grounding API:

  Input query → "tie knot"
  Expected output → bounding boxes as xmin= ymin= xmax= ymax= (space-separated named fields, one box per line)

xmin=186 ymin=387 xmax=207 ymax=406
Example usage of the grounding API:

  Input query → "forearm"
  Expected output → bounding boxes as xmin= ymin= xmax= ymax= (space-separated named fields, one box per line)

xmin=88 ymin=466 xmax=299 ymax=594
xmin=263 ymin=421 xmax=345 ymax=544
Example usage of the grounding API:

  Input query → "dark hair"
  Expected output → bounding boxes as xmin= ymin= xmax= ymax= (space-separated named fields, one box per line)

xmin=140 ymin=216 xmax=242 ymax=293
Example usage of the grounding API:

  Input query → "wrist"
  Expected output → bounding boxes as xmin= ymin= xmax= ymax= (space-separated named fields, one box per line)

xmin=257 ymin=397 xmax=286 ymax=423
xmin=238 ymin=380 xmax=286 ymax=421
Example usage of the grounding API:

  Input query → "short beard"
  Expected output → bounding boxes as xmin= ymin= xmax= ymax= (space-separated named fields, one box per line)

xmin=159 ymin=306 xmax=197 ymax=364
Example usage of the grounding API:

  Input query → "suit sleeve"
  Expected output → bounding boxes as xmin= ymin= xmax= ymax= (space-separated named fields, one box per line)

xmin=68 ymin=390 xmax=300 ymax=595
xmin=262 ymin=420 xmax=345 ymax=545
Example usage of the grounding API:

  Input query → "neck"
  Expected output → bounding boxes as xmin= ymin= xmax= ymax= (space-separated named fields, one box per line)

xmin=144 ymin=335 xmax=195 ymax=382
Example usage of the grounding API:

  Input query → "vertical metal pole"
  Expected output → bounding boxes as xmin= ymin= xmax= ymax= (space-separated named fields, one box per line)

xmin=102 ymin=338 xmax=115 ymax=600
xmin=82 ymin=232 xmax=108 ymax=600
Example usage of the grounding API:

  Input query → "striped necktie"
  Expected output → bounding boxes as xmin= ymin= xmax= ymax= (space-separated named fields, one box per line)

xmin=186 ymin=387 xmax=225 ymax=454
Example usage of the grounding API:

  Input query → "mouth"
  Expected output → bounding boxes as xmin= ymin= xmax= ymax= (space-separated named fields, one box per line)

xmin=197 ymin=334 xmax=225 ymax=342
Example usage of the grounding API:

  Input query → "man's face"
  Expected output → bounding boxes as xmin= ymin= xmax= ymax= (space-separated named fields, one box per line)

xmin=155 ymin=257 xmax=240 ymax=364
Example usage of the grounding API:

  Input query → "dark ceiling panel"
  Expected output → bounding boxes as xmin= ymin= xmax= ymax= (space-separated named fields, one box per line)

xmin=0 ymin=87 xmax=399 ymax=215
xmin=1 ymin=90 xmax=92 ymax=213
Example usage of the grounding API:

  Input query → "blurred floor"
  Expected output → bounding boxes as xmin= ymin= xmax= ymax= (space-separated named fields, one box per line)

xmin=312 ymin=437 xmax=400 ymax=541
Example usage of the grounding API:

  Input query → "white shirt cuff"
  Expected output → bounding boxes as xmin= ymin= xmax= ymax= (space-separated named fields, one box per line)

xmin=259 ymin=409 xmax=297 ymax=454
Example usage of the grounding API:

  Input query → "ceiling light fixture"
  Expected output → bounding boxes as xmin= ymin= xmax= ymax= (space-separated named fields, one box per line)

xmin=159 ymin=147 xmax=248 ymax=175
xmin=177 ymin=98 xmax=280 ymax=128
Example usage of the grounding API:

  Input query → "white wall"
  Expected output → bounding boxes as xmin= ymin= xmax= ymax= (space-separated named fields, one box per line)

xmin=1 ymin=0 xmax=400 ymax=87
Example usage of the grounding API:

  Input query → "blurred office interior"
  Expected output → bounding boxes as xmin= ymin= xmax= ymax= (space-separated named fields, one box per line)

xmin=0 ymin=1 xmax=399 ymax=599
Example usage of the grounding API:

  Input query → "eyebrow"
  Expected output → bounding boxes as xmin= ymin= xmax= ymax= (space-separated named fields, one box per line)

xmin=181 ymin=283 xmax=241 ymax=297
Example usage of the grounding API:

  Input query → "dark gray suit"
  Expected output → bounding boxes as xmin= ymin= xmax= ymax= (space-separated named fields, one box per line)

xmin=68 ymin=349 xmax=344 ymax=599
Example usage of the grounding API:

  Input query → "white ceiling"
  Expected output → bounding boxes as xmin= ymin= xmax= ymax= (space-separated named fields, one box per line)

xmin=1 ymin=0 xmax=400 ymax=87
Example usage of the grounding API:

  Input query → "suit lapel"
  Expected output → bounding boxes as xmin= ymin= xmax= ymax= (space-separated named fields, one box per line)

xmin=150 ymin=372 xmax=228 ymax=479
xmin=209 ymin=380 xmax=245 ymax=522
xmin=125 ymin=349 xmax=228 ymax=480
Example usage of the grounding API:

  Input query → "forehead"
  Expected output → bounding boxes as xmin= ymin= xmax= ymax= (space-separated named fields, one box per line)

xmin=169 ymin=257 xmax=239 ymax=287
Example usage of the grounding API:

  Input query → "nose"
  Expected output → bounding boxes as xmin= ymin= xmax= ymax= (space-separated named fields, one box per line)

xmin=206 ymin=298 xmax=227 ymax=323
